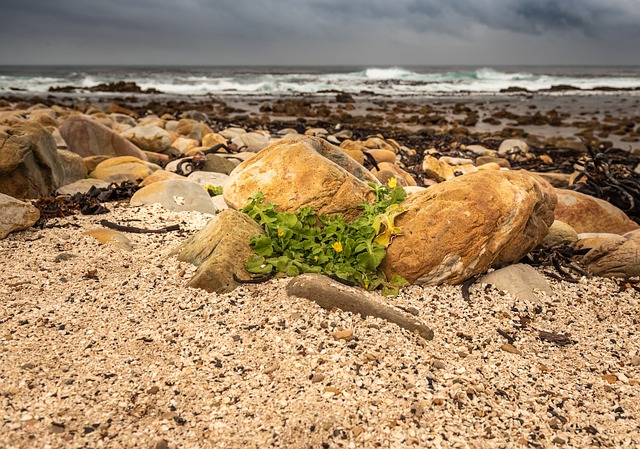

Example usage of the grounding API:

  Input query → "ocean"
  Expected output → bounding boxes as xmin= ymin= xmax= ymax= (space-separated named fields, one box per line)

xmin=1 ymin=65 xmax=640 ymax=97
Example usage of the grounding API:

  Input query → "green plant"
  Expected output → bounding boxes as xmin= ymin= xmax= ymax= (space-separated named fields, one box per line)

xmin=241 ymin=181 xmax=408 ymax=295
xmin=205 ymin=185 xmax=223 ymax=197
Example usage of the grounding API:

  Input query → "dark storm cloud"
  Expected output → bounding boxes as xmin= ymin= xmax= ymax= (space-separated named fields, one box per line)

xmin=0 ymin=0 xmax=639 ymax=64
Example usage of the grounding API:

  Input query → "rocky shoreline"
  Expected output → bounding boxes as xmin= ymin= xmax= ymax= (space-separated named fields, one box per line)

xmin=1 ymin=92 xmax=639 ymax=448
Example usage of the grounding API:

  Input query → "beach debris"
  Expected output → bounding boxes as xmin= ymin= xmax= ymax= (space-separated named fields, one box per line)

xmin=286 ymin=273 xmax=434 ymax=341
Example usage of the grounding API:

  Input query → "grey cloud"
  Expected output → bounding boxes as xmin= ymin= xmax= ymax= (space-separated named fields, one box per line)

xmin=0 ymin=0 xmax=639 ymax=65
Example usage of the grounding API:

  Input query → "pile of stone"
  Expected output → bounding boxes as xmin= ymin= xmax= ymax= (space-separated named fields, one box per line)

xmin=1 ymin=101 xmax=638 ymax=295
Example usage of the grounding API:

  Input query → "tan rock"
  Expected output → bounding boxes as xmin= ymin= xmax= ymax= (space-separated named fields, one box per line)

xmin=138 ymin=170 xmax=185 ymax=187
xmin=231 ymin=132 xmax=271 ymax=153
xmin=498 ymin=139 xmax=529 ymax=155
xmin=476 ymin=162 xmax=502 ymax=171
xmin=475 ymin=155 xmax=511 ymax=168
xmin=90 ymin=156 xmax=161 ymax=183
xmin=533 ymin=172 xmax=572 ymax=188
xmin=0 ymin=122 xmax=66 ymax=198
xmin=541 ymin=220 xmax=578 ymax=248
xmin=223 ymin=136 xmax=375 ymax=221
xmin=121 ymin=125 xmax=172 ymax=153
xmin=171 ymin=209 xmax=265 ymax=293
xmin=363 ymin=136 xmax=398 ymax=153
xmin=59 ymin=115 xmax=147 ymax=160
xmin=381 ymin=171 xmax=556 ymax=285
xmin=554 ymin=189 xmax=639 ymax=234
xmin=57 ymin=149 xmax=88 ymax=186
xmin=582 ymin=229 xmax=640 ymax=278
xmin=176 ymin=119 xmax=213 ymax=142
xmin=171 ymin=137 xmax=200 ymax=153
xmin=83 ymin=228 xmax=133 ymax=251
xmin=131 ymin=179 xmax=216 ymax=214
xmin=202 ymin=133 xmax=228 ymax=148
xmin=338 ymin=140 xmax=366 ymax=165
xmin=0 ymin=193 xmax=40 ymax=239
xmin=83 ymin=155 xmax=112 ymax=173
xmin=372 ymin=162 xmax=417 ymax=186
xmin=422 ymin=155 xmax=455 ymax=182
xmin=366 ymin=149 xmax=397 ymax=164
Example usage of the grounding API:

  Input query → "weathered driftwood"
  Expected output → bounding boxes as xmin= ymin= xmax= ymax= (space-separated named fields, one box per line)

xmin=286 ymin=274 xmax=434 ymax=340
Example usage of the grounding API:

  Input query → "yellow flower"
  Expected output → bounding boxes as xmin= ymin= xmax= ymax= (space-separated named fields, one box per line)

xmin=333 ymin=241 xmax=343 ymax=253
xmin=387 ymin=177 xmax=398 ymax=189
xmin=277 ymin=229 xmax=284 ymax=237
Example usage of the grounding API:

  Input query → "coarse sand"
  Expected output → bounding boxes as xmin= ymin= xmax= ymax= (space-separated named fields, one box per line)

xmin=1 ymin=203 xmax=639 ymax=449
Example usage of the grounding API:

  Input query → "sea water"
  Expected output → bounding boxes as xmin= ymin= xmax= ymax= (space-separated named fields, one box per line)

xmin=1 ymin=65 xmax=640 ymax=97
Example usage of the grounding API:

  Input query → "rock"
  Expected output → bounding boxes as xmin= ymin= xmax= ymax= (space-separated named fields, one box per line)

xmin=187 ymin=172 xmax=229 ymax=188
xmin=219 ymin=127 xmax=246 ymax=140
xmin=59 ymin=115 xmax=147 ymax=160
xmin=373 ymin=169 xmax=409 ymax=187
xmin=381 ymin=171 xmax=556 ymax=285
xmin=130 ymin=179 xmax=217 ymax=214
xmin=422 ymin=156 xmax=455 ymax=182
xmin=176 ymin=119 xmax=212 ymax=142
xmin=202 ymin=133 xmax=228 ymax=148
xmin=142 ymin=151 xmax=170 ymax=166
xmin=498 ymin=139 xmax=529 ymax=155
xmin=171 ymin=137 xmax=199 ymax=153
xmin=286 ymin=274 xmax=434 ymax=340
xmin=475 ymin=155 xmax=511 ymax=169
xmin=554 ymin=189 xmax=639 ymax=234
xmin=57 ymin=149 xmax=88 ymax=186
xmin=533 ymin=172 xmax=572 ymax=188
xmin=231 ymin=132 xmax=271 ymax=153
xmin=121 ymin=125 xmax=171 ymax=153
xmin=83 ymin=228 xmax=133 ymax=251
xmin=0 ymin=193 xmax=40 ymax=239
xmin=372 ymin=162 xmax=417 ymax=186
xmin=480 ymin=264 xmax=552 ymax=305
xmin=366 ymin=149 xmax=397 ymax=164
xmin=90 ymin=156 xmax=161 ymax=183
xmin=363 ymin=136 xmax=398 ymax=153
xmin=339 ymin=140 xmax=366 ymax=165
xmin=575 ymin=233 xmax=622 ymax=251
xmin=138 ymin=170 xmax=185 ymax=187
xmin=171 ymin=209 xmax=265 ymax=293
xmin=83 ymin=155 xmax=112 ymax=173
xmin=202 ymin=154 xmax=237 ymax=175
xmin=541 ymin=220 xmax=579 ymax=248
xmin=582 ymin=229 xmax=640 ymax=278
xmin=56 ymin=179 xmax=111 ymax=195
xmin=223 ymin=136 xmax=376 ymax=221
xmin=0 ymin=122 xmax=66 ymax=198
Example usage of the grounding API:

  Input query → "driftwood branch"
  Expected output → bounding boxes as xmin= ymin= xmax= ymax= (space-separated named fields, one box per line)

xmin=99 ymin=220 xmax=180 ymax=234
xmin=287 ymin=274 xmax=434 ymax=340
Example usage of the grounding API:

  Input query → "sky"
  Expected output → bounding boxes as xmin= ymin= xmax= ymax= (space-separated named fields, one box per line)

xmin=1 ymin=0 xmax=639 ymax=66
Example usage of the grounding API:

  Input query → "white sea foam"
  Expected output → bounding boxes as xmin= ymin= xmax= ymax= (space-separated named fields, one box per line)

xmin=1 ymin=66 xmax=640 ymax=96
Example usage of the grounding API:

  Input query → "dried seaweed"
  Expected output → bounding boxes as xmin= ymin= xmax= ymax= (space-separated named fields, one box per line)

xmin=566 ymin=144 xmax=640 ymax=223
xmin=524 ymin=245 xmax=589 ymax=283
xmin=32 ymin=182 xmax=140 ymax=227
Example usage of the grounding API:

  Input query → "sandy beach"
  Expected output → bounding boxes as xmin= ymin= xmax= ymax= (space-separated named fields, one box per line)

xmin=1 ymin=90 xmax=639 ymax=448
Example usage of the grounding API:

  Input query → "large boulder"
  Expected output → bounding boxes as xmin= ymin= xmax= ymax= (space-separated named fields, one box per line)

xmin=0 ymin=193 xmax=40 ymax=239
xmin=121 ymin=125 xmax=172 ymax=153
xmin=554 ymin=189 xmax=638 ymax=235
xmin=381 ymin=171 xmax=557 ymax=285
xmin=223 ymin=136 xmax=377 ymax=221
xmin=0 ymin=122 xmax=66 ymax=198
xmin=582 ymin=229 xmax=640 ymax=279
xmin=59 ymin=115 xmax=147 ymax=160
xmin=171 ymin=209 xmax=265 ymax=293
